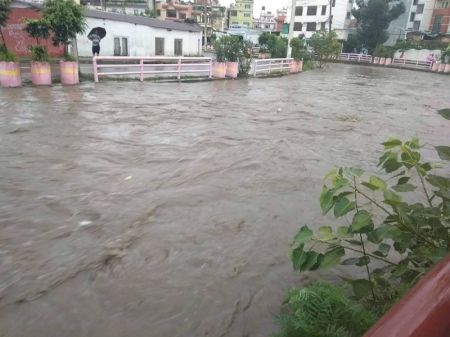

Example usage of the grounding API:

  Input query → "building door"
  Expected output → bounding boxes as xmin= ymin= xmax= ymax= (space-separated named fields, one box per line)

xmin=432 ymin=15 xmax=442 ymax=33
xmin=174 ymin=39 xmax=183 ymax=56
xmin=155 ymin=37 xmax=165 ymax=56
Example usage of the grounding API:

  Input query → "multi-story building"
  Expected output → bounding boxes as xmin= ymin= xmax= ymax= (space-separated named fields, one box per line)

xmin=156 ymin=0 xmax=198 ymax=20
xmin=429 ymin=0 xmax=450 ymax=33
xmin=192 ymin=0 xmax=227 ymax=40
xmin=228 ymin=0 xmax=254 ymax=28
xmin=253 ymin=8 xmax=277 ymax=31
xmin=275 ymin=8 xmax=287 ymax=32
xmin=81 ymin=0 xmax=155 ymax=16
xmin=292 ymin=0 xmax=354 ymax=40
xmin=386 ymin=0 xmax=427 ymax=45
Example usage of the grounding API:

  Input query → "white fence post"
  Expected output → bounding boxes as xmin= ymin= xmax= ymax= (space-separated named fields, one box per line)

xmin=140 ymin=58 xmax=144 ymax=82
xmin=209 ymin=58 xmax=213 ymax=78
xmin=177 ymin=58 xmax=181 ymax=80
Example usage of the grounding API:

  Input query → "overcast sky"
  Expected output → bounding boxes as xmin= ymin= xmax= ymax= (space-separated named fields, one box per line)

xmin=220 ymin=0 xmax=291 ymax=15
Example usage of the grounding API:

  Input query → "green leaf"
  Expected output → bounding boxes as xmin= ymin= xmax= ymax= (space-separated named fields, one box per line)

xmin=293 ymin=226 xmax=313 ymax=249
xmin=351 ymin=210 xmax=374 ymax=233
xmin=317 ymin=226 xmax=334 ymax=241
xmin=337 ymin=226 xmax=353 ymax=238
xmin=369 ymin=176 xmax=387 ymax=191
xmin=342 ymin=167 xmax=364 ymax=178
xmin=393 ymin=183 xmax=416 ymax=192
xmin=303 ymin=251 xmax=321 ymax=270
xmin=333 ymin=196 xmax=356 ymax=218
xmin=378 ymin=151 xmax=395 ymax=167
xmin=321 ymin=246 xmax=345 ymax=268
xmin=401 ymin=151 xmax=421 ymax=168
xmin=341 ymin=257 xmax=361 ymax=265
xmin=429 ymin=246 xmax=447 ymax=264
xmin=361 ymin=182 xmax=378 ymax=191
xmin=356 ymin=255 xmax=370 ymax=266
xmin=427 ymin=175 xmax=450 ymax=190
xmin=406 ymin=137 xmax=420 ymax=149
xmin=438 ymin=108 xmax=450 ymax=120
xmin=435 ymin=146 xmax=450 ymax=161
xmin=421 ymin=163 xmax=433 ymax=172
xmin=292 ymin=245 xmax=307 ymax=270
xmin=320 ymin=186 xmax=335 ymax=214
xmin=373 ymin=243 xmax=390 ymax=257
xmin=383 ymin=189 xmax=402 ymax=205
xmin=382 ymin=138 xmax=402 ymax=149
xmin=345 ymin=239 xmax=363 ymax=246
xmin=398 ymin=177 xmax=410 ymax=185
xmin=383 ymin=158 xmax=402 ymax=173
xmin=350 ymin=279 xmax=374 ymax=299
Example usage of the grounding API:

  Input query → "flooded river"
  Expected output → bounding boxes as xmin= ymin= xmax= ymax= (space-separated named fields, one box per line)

xmin=0 ymin=64 xmax=449 ymax=337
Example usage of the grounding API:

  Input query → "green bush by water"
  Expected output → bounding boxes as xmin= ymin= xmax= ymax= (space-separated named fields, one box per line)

xmin=273 ymin=283 xmax=376 ymax=337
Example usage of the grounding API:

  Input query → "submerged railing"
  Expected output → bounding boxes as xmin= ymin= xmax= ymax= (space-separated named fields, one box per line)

xmin=339 ymin=53 xmax=373 ymax=63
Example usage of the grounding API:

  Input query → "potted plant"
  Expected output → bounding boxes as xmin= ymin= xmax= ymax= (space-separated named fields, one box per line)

xmin=43 ymin=0 xmax=86 ymax=85
xmin=384 ymin=47 xmax=394 ymax=66
xmin=24 ymin=19 xmax=52 ymax=85
xmin=289 ymin=37 xmax=306 ymax=73
xmin=223 ymin=36 xmax=239 ymax=79
xmin=213 ymin=37 xmax=226 ymax=79
xmin=0 ymin=46 xmax=21 ymax=87
xmin=441 ymin=46 xmax=450 ymax=73
xmin=238 ymin=39 xmax=253 ymax=78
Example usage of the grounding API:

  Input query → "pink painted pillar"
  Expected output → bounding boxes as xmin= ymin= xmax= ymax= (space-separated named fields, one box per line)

xmin=93 ymin=56 xmax=99 ymax=83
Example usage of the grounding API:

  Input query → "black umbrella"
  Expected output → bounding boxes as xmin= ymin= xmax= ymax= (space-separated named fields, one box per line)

xmin=88 ymin=27 xmax=106 ymax=40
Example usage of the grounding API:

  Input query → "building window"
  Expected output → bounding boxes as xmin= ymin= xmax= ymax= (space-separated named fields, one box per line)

xmin=321 ymin=5 xmax=327 ymax=15
xmin=294 ymin=22 xmax=302 ymax=31
xmin=179 ymin=13 xmax=186 ymax=19
xmin=410 ymin=12 xmax=415 ymax=21
xmin=306 ymin=22 xmax=316 ymax=31
xmin=332 ymin=0 xmax=336 ymax=7
xmin=321 ymin=21 xmax=326 ymax=30
xmin=346 ymin=11 xmax=351 ymax=19
xmin=113 ymin=37 xmax=128 ymax=56
xmin=232 ymin=21 xmax=238 ymax=24
xmin=413 ymin=0 xmax=418 ymax=4
xmin=244 ymin=22 xmax=249 ymax=26
xmin=295 ymin=6 xmax=303 ymax=16
xmin=167 ymin=9 xmax=177 ymax=18
xmin=230 ymin=10 xmax=237 ymax=16
xmin=244 ymin=4 xmax=251 ymax=9
xmin=348 ymin=0 xmax=353 ymax=3
xmin=155 ymin=37 xmax=165 ymax=55
xmin=244 ymin=13 xmax=251 ymax=17
xmin=174 ymin=39 xmax=183 ymax=56
xmin=413 ymin=20 xmax=420 ymax=30
xmin=307 ymin=6 xmax=317 ymax=15
xmin=156 ymin=9 xmax=161 ymax=16
xmin=416 ymin=4 xmax=424 ymax=13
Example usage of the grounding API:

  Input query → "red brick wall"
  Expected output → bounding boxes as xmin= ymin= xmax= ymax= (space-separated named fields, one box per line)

xmin=429 ymin=8 xmax=450 ymax=34
xmin=1 ymin=7 xmax=64 ymax=57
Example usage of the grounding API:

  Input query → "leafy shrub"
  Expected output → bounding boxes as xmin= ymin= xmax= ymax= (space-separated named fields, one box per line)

xmin=290 ymin=37 xmax=311 ymax=62
xmin=238 ymin=39 xmax=253 ymax=77
xmin=29 ymin=45 xmax=49 ymax=62
xmin=273 ymin=283 xmax=376 ymax=337
xmin=213 ymin=37 xmax=226 ymax=62
xmin=291 ymin=108 xmax=450 ymax=314
xmin=258 ymin=32 xmax=288 ymax=58
xmin=0 ymin=49 xmax=16 ymax=61
xmin=309 ymin=31 xmax=341 ymax=68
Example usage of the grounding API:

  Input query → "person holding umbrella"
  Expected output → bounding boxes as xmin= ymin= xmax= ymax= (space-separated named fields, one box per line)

xmin=88 ymin=27 xmax=106 ymax=56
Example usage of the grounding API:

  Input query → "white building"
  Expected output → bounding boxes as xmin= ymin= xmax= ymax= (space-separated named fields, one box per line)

xmin=253 ymin=9 xmax=277 ymax=31
xmin=386 ymin=0 xmax=427 ymax=45
xmin=77 ymin=10 xmax=203 ymax=57
xmin=292 ymin=0 xmax=354 ymax=40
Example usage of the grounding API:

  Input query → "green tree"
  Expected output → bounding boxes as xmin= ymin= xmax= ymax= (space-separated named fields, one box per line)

xmin=0 ymin=0 xmax=11 ymax=51
xmin=308 ymin=31 xmax=340 ymax=68
xmin=42 ymin=0 xmax=86 ymax=57
xmin=238 ymin=39 xmax=253 ymax=77
xmin=290 ymin=37 xmax=311 ymax=62
xmin=352 ymin=0 xmax=405 ymax=53
xmin=24 ymin=19 xmax=51 ymax=62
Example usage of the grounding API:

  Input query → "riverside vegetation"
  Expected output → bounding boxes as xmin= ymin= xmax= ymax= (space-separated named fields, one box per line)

xmin=274 ymin=108 xmax=450 ymax=337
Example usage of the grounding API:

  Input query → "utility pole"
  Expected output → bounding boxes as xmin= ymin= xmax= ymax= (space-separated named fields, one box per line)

xmin=287 ymin=0 xmax=296 ymax=58
xmin=328 ymin=0 xmax=333 ymax=33
xmin=203 ymin=0 xmax=209 ymax=50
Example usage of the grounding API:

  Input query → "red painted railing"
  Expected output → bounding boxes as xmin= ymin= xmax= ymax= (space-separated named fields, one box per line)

xmin=363 ymin=254 xmax=450 ymax=337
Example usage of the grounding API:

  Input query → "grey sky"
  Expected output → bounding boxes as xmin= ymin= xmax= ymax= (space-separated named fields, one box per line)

xmin=220 ymin=0 xmax=291 ymax=15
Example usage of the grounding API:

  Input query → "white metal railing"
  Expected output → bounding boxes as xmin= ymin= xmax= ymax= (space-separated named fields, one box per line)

xmin=392 ymin=58 xmax=433 ymax=70
xmin=253 ymin=58 xmax=294 ymax=76
xmin=339 ymin=53 xmax=373 ymax=63
xmin=92 ymin=56 xmax=213 ymax=82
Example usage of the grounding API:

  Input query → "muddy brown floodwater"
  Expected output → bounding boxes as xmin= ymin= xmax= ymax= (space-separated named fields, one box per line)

xmin=0 ymin=64 xmax=449 ymax=337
